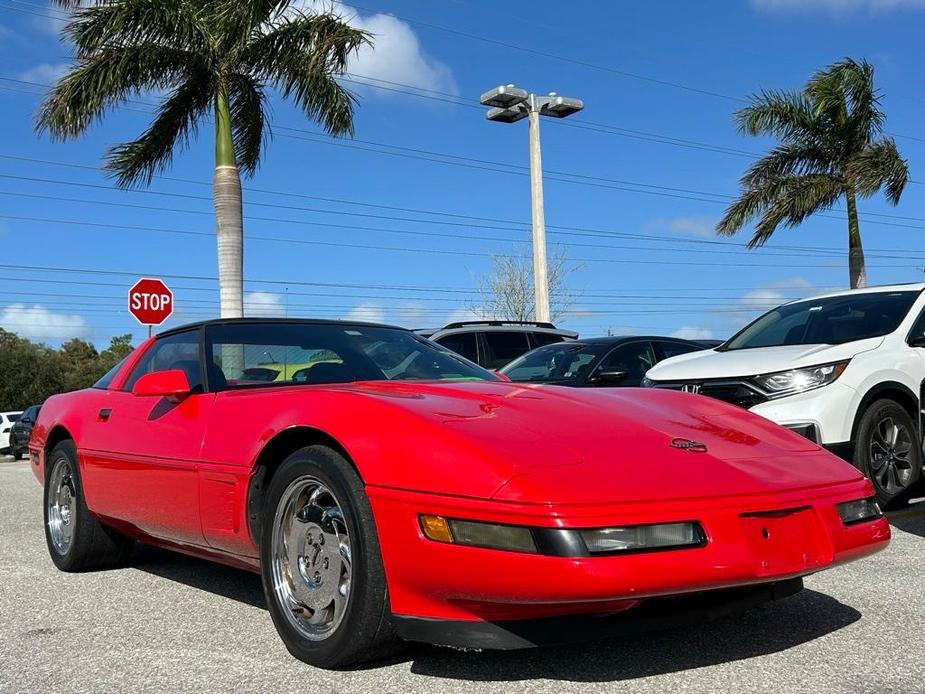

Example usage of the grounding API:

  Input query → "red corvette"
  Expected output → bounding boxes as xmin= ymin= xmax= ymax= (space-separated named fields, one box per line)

xmin=30 ymin=319 xmax=889 ymax=668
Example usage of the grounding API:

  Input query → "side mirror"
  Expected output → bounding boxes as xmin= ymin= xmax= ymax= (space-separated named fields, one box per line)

xmin=910 ymin=335 xmax=925 ymax=348
xmin=132 ymin=369 xmax=192 ymax=398
xmin=589 ymin=369 xmax=629 ymax=385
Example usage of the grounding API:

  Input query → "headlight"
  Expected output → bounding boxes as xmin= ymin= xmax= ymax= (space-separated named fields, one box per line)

xmin=836 ymin=498 xmax=882 ymax=525
xmin=419 ymin=515 xmax=537 ymax=553
xmin=580 ymin=522 xmax=705 ymax=554
xmin=641 ymin=376 xmax=655 ymax=387
xmin=752 ymin=361 xmax=849 ymax=398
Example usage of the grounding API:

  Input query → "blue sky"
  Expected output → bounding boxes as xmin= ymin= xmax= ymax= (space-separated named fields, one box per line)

xmin=1 ymin=0 xmax=925 ymax=347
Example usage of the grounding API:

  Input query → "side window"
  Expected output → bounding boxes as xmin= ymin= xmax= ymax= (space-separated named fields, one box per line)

xmin=596 ymin=342 xmax=656 ymax=386
xmin=435 ymin=332 xmax=479 ymax=363
xmin=482 ymin=331 xmax=531 ymax=370
xmin=530 ymin=331 xmax=566 ymax=347
xmin=122 ymin=331 xmax=203 ymax=392
xmin=93 ymin=355 xmax=130 ymax=390
xmin=907 ymin=306 xmax=925 ymax=346
xmin=657 ymin=340 xmax=703 ymax=360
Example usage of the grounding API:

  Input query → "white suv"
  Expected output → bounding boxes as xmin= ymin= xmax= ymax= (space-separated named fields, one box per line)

xmin=644 ymin=284 xmax=925 ymax=507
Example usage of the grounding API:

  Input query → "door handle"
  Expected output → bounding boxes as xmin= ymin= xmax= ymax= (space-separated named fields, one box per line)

xmin=98 ymin=408 xmax=112 ymax=421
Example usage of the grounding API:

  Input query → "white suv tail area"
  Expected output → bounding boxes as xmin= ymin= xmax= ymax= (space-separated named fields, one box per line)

xmin=644 ymin=284 xmax=925 ymax=507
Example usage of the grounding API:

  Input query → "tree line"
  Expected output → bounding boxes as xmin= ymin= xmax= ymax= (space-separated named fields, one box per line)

xmin=0 ymin=329 xmax=134 ymax=411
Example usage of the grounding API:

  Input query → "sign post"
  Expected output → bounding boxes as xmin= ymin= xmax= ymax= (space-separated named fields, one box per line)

xmin=128 ymin=278 xmax=174 ymax=337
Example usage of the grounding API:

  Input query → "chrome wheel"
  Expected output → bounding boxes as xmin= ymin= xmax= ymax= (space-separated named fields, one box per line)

xmin=270 ymin=476 xmax=352 ymax=641
xmin=47 ymin=457 xmax=76 ymax=555
xmin=869 ymin=416 xmax=915 ymax=496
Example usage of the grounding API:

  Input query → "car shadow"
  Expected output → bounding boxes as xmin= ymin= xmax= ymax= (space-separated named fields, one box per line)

xmin=128 ymin=544 xmax=861 ymax=681
xmin=131 ymin=544 xmax=267 ymax=609
xmin=889 ymin=502 xmax=925 ymax=539
xmin=407 ymin=589 xmax=860 ymax=682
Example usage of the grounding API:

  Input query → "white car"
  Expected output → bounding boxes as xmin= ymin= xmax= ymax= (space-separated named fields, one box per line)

xmin=644 ymin=283 xmax=925 ymax=507
xmin=0 ymin=411 xmax=23 ymax=453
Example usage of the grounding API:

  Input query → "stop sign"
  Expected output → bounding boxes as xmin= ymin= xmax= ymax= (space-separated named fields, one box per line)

xmin=128 ymin=277 xmax=174 ymax=325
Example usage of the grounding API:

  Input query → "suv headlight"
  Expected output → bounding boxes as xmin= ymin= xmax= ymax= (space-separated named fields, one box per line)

xmin=752 ymin=361 xmax=849 ymax=399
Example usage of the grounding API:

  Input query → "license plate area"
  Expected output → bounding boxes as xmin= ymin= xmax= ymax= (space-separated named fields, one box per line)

xmin=740 ymin=507 xmax=831 ymax=577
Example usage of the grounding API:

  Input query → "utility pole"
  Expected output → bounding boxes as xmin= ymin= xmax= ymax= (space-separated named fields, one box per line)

xmin=480 ymin=84 xmax=584 ymax=323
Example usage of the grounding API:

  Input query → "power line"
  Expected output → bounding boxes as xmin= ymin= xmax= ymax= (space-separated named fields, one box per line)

xmin=0 ymin=271 xmax=839 ymax=300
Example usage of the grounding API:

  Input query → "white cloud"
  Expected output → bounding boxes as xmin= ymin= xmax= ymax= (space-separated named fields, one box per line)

xmin=389 ymin=301 xmax=430 ymax=329
xmin=18 ymin=62 xmax=70 ymax=84
xmin=0 ymin=304 xmax=89 ymax=340
xmin=751 ymin=0 xmax=925 ymax=12
xmin=739 ymin=277 xmax=814 ymax=310
xmin=293 ymin=1 xmax=456 ymax=96
xmin=344 ymin=302 xmax=385 ymax=323
xmin=671 ymin=326 xmax=715 ymax=340
xmin=665 ymin=216 xmax=715 ymax=238
xmin=243 ymin=291 xmax=286 ymax=317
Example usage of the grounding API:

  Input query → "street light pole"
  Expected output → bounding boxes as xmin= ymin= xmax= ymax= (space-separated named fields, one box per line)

xmin=526 ymin=95 xmax=550 ymax=322
xmin=480 ymin=85 xmax=583 ymax=324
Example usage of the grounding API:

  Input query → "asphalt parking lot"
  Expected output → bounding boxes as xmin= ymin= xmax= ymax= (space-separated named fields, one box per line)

xmin=1 ymin=457 xmax=923 ymax=694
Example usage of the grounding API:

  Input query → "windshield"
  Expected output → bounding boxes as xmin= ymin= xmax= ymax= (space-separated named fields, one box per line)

xmin=206 ymin=322 xmax=496 ymax=389
xmin=724 ymin=290 xmax=919 ymax=350
xmin=501 ymin=342 xmax=606 ymax=383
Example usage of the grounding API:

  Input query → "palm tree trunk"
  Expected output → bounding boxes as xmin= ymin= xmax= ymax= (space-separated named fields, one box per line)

xmin=846 ymin=188 xmax=867 ymax=289
xmin=213 ymin=83 xmax=243 ymax=318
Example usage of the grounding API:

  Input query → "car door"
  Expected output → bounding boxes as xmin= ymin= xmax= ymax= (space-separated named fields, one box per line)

xmin=78 ymin=329 xmax=213 ymax=546
xmin=12 ymin=407 xmax=34 ymax=449
xmin=591 ymin=340 xmax=657 ymax=387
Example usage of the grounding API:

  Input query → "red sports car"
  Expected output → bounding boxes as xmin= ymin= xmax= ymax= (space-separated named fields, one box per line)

xmin=30 ymin=319 xmax=889 ymax=668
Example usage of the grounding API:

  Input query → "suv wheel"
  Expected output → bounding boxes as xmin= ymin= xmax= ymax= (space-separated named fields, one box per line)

xmin=854 ymin=399 xmax=922 ymax=508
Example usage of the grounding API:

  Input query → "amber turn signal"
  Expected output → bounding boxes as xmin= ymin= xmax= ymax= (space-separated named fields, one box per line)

xmin=419 ymin=514 xmax=454 ymax=543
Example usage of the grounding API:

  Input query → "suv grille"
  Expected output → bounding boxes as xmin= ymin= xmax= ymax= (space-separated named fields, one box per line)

xmin=651 ymin=380 xmax=768 ymax=409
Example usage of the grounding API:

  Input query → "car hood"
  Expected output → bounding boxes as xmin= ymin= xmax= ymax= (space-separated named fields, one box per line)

xmin=334 ymin=380 xmax=863 ymax=503
xmin=646 ymin=337 xmax=884 ymax=381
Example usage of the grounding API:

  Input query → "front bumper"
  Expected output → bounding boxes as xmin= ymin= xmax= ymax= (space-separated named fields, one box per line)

xmin=368 ymin=479 xmax=888 ymax=641
xmin=749 ymin=382 xmax=857 ymax=446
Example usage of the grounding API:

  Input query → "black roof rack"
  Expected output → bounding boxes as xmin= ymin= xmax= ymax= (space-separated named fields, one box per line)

xmin=443 ymin=320 xmax=558 ymax=330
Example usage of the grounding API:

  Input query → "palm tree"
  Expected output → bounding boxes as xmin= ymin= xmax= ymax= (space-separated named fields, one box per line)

xmin=717 ymin=58 xmax=909 ymax=289
xmin=38 ymin=0 xmax=370 ymax=317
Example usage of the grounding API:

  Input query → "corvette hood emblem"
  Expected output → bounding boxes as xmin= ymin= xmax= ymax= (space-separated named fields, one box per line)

xmin=670 ymin=438 xmax=708 ymax=453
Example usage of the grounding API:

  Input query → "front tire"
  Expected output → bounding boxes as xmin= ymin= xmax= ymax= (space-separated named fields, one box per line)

xmin=853 ymin=399 xmax=921 ymax=508
xmin=43 ymin=440 xmax=133 ymax=571
xmin=259 ymin=445 xmax=399 ymax=669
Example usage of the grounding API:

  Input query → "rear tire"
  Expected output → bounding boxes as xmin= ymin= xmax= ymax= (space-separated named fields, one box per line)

xmin=259 ymin=445 xmax=400 ymax=669
xmin=853 ymin=399 xmax=921 ymax=509
xmin=43 ymin=440 xmax=133 ymax=571
xmin=10 ymin=446 xmax=23 ymax=460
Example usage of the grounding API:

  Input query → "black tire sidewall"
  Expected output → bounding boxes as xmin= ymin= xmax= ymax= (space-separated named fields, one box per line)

xmin=259 ymin=445 xmax=393 ymax=668
xmin=43 ymin=440 xmax=87 ymax=571
xmin=855 ymin=399 xmax=922 ymax=507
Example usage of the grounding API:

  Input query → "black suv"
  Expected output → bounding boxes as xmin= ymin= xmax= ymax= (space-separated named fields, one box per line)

xmin=9 ymin=404 xmax=40 ymax=460
xmin=416 ymin=321 xmax=578 ymax=370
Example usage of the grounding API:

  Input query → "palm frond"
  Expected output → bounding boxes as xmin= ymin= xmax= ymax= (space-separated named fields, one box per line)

xmin=741 ymin=143 xmax=837 ymax=189
xmin=103 ymin=71 xmax=213 ymax=188
xmin=735 ymin=89 xmax=818 ymax=142
xmin=849 ymin=137 xmax=909 ymax=204
xmin=717 ymin=174 xmax=843 ymax=245
xmin=807 ymin=57 xmax=884 ymax=141
xmin=36 ymin=45 xmax=203 ymax=139
xmin=245 ymin=12 xmax=369 ymax=136
xmin=228 ymin=73 xmax=270 ymax=176
xmin=66 ymin=0 xmax=210 ymax=60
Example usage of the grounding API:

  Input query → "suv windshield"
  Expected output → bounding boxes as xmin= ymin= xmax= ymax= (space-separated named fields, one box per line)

xmin=501 ymin=342 xmax=607 ymax=383
xmin=206 ymin=322 xmax=496 ymax=389
xmin=724 ymin=290 xmax=919 ymax=350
